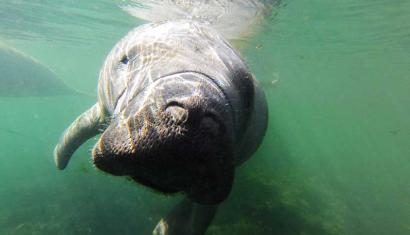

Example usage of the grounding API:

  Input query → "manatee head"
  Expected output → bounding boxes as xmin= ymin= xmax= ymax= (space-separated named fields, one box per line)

xmin=92 ymin=72 xmax=235 ymax=204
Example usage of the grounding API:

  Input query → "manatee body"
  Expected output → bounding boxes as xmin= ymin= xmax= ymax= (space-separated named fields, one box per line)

xmin=54 ymin=20 xmax=267 ymax=235
xmin=0 ymin=44 xmax=75 ymax=97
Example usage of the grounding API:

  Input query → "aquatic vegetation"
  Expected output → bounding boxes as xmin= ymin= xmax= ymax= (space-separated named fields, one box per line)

xmin=207 ymin=156 xmax=346 ymax=235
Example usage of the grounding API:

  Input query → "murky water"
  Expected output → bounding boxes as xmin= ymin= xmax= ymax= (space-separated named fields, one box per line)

xmin=1 ymin=1 xmax=409 ymax=234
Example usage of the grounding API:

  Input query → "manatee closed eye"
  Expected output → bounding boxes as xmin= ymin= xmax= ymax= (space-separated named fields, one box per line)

xmin=54 ymin=20 xmax=268 ymax=235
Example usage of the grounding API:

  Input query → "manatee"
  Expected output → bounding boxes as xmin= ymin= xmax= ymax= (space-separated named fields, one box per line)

xmin=0 ymin=43 xmax=75 ymax=97
xmin=54 ymin=2 xmax=270 ymax=235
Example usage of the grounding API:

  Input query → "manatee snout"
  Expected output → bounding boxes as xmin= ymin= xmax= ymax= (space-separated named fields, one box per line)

xmin=92 ymin=73 xmax=234 ymax=202
xmin=92 ymin=123 xmax=137 ymax=176
xmin=91 ymin=101 xmax=193 ymax=177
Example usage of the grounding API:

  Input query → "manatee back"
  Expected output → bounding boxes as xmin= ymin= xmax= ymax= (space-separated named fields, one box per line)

xmin=98 ymin=21 xmax=255 ymax=116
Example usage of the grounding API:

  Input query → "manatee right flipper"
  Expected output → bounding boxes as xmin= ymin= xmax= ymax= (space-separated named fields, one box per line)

xmin=54 ymin=104 xmax=104 ymax=170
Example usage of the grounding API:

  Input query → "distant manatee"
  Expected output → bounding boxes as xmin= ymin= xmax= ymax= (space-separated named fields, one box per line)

xmin=0 ymin=44 xmax=76 ymax=97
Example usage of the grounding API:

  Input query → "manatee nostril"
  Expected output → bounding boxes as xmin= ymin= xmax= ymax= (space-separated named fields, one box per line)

xmin=165 ymin=100 xmax=184 ymax=109
xmin=165 ymin=101 xmax=188 ymax=123
xmin=200 ymin=112 xmax=225 ymax=137
xmin=200 ymin=116 xmax=220 ymax=137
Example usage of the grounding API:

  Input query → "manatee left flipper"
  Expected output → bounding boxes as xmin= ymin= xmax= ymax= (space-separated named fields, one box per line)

xmin=54 ymin=104 xmax=104 ymax=170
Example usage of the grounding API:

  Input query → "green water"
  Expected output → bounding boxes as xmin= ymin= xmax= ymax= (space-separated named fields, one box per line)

xmin=1 ymin=1 xmax=410 ymax=234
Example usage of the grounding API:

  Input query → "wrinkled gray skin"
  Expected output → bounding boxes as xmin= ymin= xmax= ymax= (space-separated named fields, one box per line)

xmin=54 ymin=20 xmax=267 ymax=235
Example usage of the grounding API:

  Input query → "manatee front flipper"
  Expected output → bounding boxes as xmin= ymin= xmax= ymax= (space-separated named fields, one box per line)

xmin=153 ymin=161 xmax=233 ymax=235
xmin=54 ymin=104 xmax=104 ymax=170
xmin=153 ymin=198 xmax=217 ymax=235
